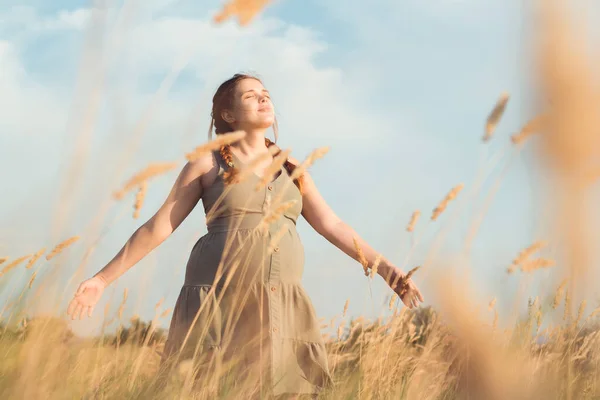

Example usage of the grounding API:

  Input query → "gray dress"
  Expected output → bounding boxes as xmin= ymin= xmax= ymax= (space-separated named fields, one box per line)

xmin=161 ymin=150 xmax=332 ymax=396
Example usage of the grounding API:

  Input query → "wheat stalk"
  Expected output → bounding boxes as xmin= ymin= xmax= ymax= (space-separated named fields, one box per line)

xmin=258 ymin=200 xmax=297 ymax=233
xmin=507 ymin=241 xmax=548 ymax=273
xmin=235 ymin=146 xmax=279 ymax=184
xmin=255 ymin=148 xmax=291 ymax=191
xmin=511 ymin=114 xmax=547 ymax=144
xmin=432 ymin=184 xmax=464 ymax=221
xmin=343 ymin=299 xmax=349 ymax=317
xmin=398 ymin=266 xmax=421 ymax=296
xmin=213 ymin=0 xmax=273 ymax=26
xmin=483 ymin=91 xmax=510 ymax=142
xmin=118 ymin=288 xmax=128 ymax=320
xmin=28 ymin=271 xmax=38 ymax=289
xmin=352 ymin=237 xmax=369 ymax=276
xmin=133 ymin=181 xmax=147 ymax=219
xmin=113 ymin=162 xmax=178 ymax=200
xmin=46 ymin=236 xmax=80 ymax=261
xmin=185 ymin=130 xmax=246 ymax=162
xmin=160 ymin=308 xmax=172 ymax=318
xmin=289 ymin=146 xmax=331 ymax=181
xmin=25 ymin=248 xmax=46 ymax=269
xmin=370 ymin=254 xmax=382 ymax=279
xmin=0 ymin=255 xmax=32 ymax=276
xmin=520 ymin=257 xmax=555 ymax=272
xmin=552 ymin=279 xmax=568 ymax=309
xmin=406 ymin=210 xmax=421 ymax=232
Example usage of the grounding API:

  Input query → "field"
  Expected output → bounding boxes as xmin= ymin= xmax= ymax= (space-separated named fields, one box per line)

xmin=2 ymin=1 xmax=600 ymax=399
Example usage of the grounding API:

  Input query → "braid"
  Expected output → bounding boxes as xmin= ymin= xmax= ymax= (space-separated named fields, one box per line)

xmin=220 ymin=144 xmax=240 ymax=185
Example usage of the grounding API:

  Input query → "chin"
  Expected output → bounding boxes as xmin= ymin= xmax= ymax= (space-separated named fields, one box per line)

xmin=256 ymin=117 xmax=275 ymax=129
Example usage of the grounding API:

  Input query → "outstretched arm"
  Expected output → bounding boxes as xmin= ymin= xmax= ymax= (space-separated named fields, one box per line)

xmin=94 ymin=158 xmax=212 ymax=286
xmin=299 ymin=169 xmax=424 ymax=308
xmin=67 ymin=156 xmax=214 ymax=320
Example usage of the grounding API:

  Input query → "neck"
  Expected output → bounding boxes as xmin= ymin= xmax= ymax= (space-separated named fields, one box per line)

xmin=231 ymin=128 xmax=269 ymax=156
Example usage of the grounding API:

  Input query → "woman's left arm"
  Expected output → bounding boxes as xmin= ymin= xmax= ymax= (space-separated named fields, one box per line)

xmin=298 ymin=169 xmax=424 ymax=309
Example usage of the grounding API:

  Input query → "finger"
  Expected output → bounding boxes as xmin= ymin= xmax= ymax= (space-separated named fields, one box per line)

xmin=71 ymin=304 xmax=83 ymax=320
xmin=78 ymin=306 xmax=87 ymax=320
xmin=67 ymin=298 xmax=79 ymax=316
xmin=88 ymin=305 xmax=94 ymax=318
xmin=416 ymin=289 xmax=424 ymax=303
xmin=411 ymin=298 xmax=418 ymax=309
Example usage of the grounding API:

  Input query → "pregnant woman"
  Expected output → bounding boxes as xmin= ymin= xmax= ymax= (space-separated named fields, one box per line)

xmin=66 ymin=73 xmax=424 ymax=398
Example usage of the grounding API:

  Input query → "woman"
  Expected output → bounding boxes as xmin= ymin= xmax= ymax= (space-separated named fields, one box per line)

xmin=66 ymin=73 xmax=424 ymax=398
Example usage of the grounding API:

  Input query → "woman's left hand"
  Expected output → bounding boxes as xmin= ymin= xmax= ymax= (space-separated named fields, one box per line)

xmin=378 ymin=265 xmax=424 ymax=309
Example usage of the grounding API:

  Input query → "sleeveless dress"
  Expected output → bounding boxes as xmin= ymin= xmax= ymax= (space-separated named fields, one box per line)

xmin=160 ymin=150 xmax=332 ymax=396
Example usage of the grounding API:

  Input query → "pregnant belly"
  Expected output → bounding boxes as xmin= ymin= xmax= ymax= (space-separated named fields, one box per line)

xmin=183 ymin=225 xmax=305 ymax=286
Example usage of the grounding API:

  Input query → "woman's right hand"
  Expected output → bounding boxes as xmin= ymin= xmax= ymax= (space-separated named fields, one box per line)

xmin=66 ymin=276 xmax=107 ymax=320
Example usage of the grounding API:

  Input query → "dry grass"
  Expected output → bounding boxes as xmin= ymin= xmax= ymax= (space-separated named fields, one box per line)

xmin=112 ymin=163 xmax=179 ymax=200
xmin=406 ymin=210 xmax=421 ymax=233
xmin=213 ymin=0 xmax=272 ymax=26
xmin=45 ymin=236 xmax=80 ymax=261
xmin=483 ymin=91 xmax=510 ymax=142
xmin=431 ymin=184 xmax=464 ymax=221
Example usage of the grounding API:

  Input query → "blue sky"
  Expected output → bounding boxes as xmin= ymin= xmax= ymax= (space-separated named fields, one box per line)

xmin=1 ymin=0 xmax=598 ymax=337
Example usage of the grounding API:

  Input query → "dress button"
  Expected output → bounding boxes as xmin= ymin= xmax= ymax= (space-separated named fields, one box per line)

xmin=267 ymin=185 xmax=273 ymax=191
xmin=271 ymin=286 xmax=277 ymax=292
xmin=272 ymin=327 xmax=279 ymax=333
xmin=274 ymin=247 xmax=279 ymax=252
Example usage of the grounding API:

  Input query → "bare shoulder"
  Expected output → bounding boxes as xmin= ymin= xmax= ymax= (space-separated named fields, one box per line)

xmin=187 ymin=151 xmax=217 ymax=172
xmin=187 ymin=151 xmax=220 ymax=189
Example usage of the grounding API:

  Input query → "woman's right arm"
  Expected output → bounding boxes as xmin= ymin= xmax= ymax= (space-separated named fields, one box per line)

xmin=67 ymin=155 xmax=214 ymax=319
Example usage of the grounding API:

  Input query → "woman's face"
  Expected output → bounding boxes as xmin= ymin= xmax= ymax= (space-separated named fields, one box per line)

xmin=223 ymin=78 xmax=275 ymax=131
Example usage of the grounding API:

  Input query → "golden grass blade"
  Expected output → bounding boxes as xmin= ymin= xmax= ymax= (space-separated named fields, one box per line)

xmin=431 ymin=184 xmax=464 ymax=221
xmin=25 ymin=248 xmax=46 ymax=269
xmin=46 ymin=236 xmax=80 ymax=261
xmin=258 ymin=200 xmax=297 ymax=233
xmin=133 ymin=181 xmax=147 ymax=219
xmin=369 ymin=254 xmax=382 ymax=278
xmin=213 ymin=0 xmax=272 ymax=26
xmin=27 ymin=271 xmax=38 ymax=289
xmin=0 ymin=255 xmax=32 ymax=277
xmin=185 ymin=130 xmax=246 ymax=162
xmin=254 ymin=148 xmax=291 ymax=191
xmin=352 ymin=237 xmax=369 ymax=276
xmin=511 ymin=114 xmax=547 ymax=145
xmin=483 ymin=92 xmax=510 ymax=142
xmin=343 ymin=299 xmax=349 ymax=317
xmin=520 ymin=257 xmax=555 ymax=272
xmin=406 ymin=210 xmax=421 ymax=232
xmin=233 ymin=145 xmax=279 ymax=185
xmin=113 ymin=162 xmax=178 ymax=200
xmin=289 ymin=146 xmax=331 ymax=182
xmin=552 ymin=279 xmax=568 ymax=309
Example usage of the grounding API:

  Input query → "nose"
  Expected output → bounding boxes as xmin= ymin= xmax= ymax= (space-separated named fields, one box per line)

xmin=260 ymin=95 xmax=268 ymax=103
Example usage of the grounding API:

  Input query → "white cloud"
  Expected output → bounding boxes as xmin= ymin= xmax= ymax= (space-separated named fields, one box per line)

xmin=0 ymin=4 xmax=417 ymax=335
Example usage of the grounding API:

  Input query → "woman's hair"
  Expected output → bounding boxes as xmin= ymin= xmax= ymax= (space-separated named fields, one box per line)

xmin=208 ymin=73 xmax=304 ymax=194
